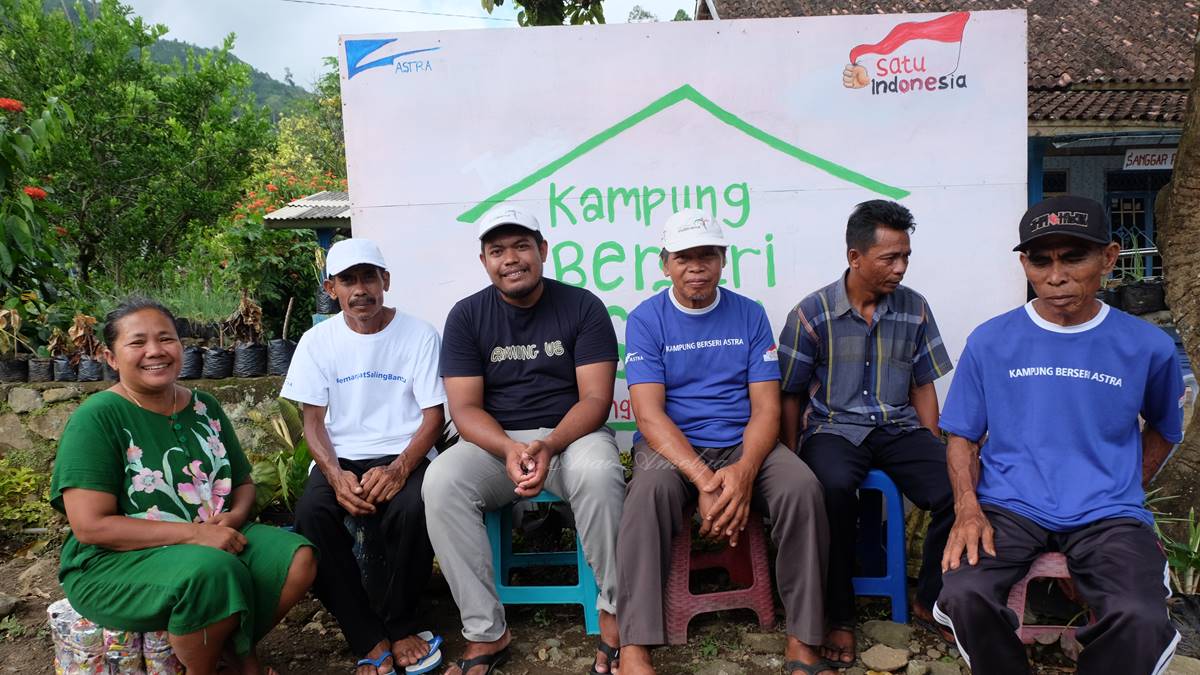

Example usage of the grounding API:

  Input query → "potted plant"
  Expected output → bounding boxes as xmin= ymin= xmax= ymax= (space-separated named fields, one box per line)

xmin=267 ymin=297 xmax=297 ymax=376
xmin=226 ymin=294 xmax=267 ymax=378
xmin=26 ymin=345 xmax=53 ymax=382
xmin=48 ymin=327 xmax=77 ymax=381
xmin=0 ymin=308 xmax=30 ymax=382
xmin=201 ymin=325 xmax=234 ymax=380
xmin=68 ymin=313 xmax=105 ymax=381
xmin=313 ymin=247 xmax=339 ymax=315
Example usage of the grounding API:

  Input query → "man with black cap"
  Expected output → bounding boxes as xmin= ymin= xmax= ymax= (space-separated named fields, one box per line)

xmin=284 ymin=237 xmax=446 ymax=675
xmin=933 ymin=196 xmax=1186 ymax=675
xmin=424 ymin=204 xmax=625 ymax=675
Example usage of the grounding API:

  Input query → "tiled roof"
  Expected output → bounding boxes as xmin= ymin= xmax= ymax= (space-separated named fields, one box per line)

xmin=698 ymin=1 xmax=1196 ymax=124
xmin=1029 ymin=89 xmax=1189 ymax=123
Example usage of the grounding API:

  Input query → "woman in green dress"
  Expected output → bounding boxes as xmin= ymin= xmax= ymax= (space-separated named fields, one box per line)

xmin=50 ymin=298 xmax=317 ymax=675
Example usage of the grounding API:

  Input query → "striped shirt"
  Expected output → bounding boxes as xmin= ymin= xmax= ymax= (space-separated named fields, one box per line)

xmin=777 ymin=273 xmax=953 ymax=445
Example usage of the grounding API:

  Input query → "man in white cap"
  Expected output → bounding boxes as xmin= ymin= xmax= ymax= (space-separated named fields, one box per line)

xmin=283 ymin=238 xmax=446 ymax=675
xmin=617 ymin=209 xmax=832 ymax=675
xmin=424 ymin=205 xmax=625 ymax=675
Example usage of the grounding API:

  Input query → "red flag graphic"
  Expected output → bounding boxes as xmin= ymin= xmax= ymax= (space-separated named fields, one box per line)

xmin=849 ymin=12 xmax=970 ymax=64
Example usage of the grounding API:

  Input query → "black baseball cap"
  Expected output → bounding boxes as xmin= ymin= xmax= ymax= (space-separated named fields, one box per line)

xmin=1014 ymin=195 xmax=1111 ymax=252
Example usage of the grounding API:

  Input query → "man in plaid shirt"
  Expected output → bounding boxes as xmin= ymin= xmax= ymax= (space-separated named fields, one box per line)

xmin=777 ymin=200 xmax=956 ymax=665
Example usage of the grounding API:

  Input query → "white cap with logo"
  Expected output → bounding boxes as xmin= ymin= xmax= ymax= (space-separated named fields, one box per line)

xmin=478 ymin=204 xmax=541 ymax=240
xmin=325 ymin=238 xmax=388 ymax=276
xmin=661 ymin=208 xmax=728 ymax=252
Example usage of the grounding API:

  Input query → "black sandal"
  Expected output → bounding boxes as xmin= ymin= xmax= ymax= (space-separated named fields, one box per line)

xmin=450 ymin=646 xmax=510 ymax=675
xmin=589 ymin=639 xmax=620 ymax=674
xmin=783 ymin=659 xmax=836 ymax=675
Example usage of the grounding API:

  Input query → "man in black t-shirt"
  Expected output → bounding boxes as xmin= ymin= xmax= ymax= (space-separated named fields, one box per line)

xmin=423 ymin=205 xmax=625 ymax=675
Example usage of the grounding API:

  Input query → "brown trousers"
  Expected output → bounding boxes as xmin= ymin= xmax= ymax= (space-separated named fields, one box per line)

xmin=616 ymin=440 xmax=829 ymax=646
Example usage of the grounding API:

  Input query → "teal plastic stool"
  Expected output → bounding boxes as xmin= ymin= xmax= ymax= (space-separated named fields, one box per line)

xmin=851 ymin=469 xmax=909 ymax=623
xmin=485 ymin=490 xmax=601 ymax=634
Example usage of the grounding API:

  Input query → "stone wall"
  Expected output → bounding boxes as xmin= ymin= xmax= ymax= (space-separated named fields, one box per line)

xmin=0 ymin=377 xmax=290 ymax=473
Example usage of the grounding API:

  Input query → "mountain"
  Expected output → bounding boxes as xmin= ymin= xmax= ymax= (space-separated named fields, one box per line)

xmin=148 ymin=39 xmax=312 ymax=119
xmin=39 ymin=1 xmax=311 ymax=119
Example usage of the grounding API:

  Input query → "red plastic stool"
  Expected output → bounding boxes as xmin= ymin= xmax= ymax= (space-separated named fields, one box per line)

xmin=663 ymin=509 xmax=776 ymax=645
xmin=1005 ymin=552 xmax=1092 ymax=646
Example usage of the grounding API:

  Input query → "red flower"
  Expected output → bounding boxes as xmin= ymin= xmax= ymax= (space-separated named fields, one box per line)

xmin=22 ymin=186 xmax=47 ymax=200
xmin=53 ymin=226 xmax=68 ymax=236
xmin=266 ymin=184 xmax=278 ymax=192
xmin=0 ymin=98 xmax=24 ymax=113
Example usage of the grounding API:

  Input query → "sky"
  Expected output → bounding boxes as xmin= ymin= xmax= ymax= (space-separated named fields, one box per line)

xmin=122 ymin=0 xmax=694 ymax=90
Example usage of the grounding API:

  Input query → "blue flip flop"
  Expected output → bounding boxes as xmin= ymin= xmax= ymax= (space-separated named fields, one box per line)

xmin=404 ymin=631 xmax=443 ymax=675
xmin=356 ymin=651 xmax=397 ymax=675
xmin=355 ymin=632 xmax=443 ymax=675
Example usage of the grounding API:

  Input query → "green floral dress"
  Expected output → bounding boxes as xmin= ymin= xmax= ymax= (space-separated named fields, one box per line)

xmin=50 ymin=389 xmax=312 ymax=655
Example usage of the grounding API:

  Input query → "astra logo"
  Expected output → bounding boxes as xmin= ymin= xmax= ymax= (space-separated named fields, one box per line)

xmin=345 ymin=38 xmax=441 ymax=79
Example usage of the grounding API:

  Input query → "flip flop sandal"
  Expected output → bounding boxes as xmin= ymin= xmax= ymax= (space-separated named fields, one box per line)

xmin=356 ymin=651 xmax=397 ymax=675
xmin=588 ymin=638 xmax=620 ymax=675
xmin=783 ymin=659 xmax=837 ymax=675
xmin=451 ymin=645 xmax=510 ymax=675
xmin=405 ymin=631 xmax=444 ymax=675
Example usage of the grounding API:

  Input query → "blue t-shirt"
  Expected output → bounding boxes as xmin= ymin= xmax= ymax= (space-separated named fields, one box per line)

xmin=940 ymin=302 xmax=1185 ymax=531
xmin=625 ymin=288 xmax=780 ymax=447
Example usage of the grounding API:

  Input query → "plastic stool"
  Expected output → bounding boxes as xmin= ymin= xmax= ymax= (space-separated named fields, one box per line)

xmin=1006 ymin=552 xmax=1090 ymax=645
xmin=851 ymin=469 xmax=909 ymax=623
xmin=485 ymin=490 xmax=600 ymax=634
xmin=663 ymin=509 xmax=776 ymax=644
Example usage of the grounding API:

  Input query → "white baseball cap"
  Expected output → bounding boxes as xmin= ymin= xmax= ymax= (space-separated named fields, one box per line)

xmin=478 ymin=204 xmax=541 ymax=240
xmin=662 ymin=208 xmax=727 ymax=252
xmin=325 ymin=238 xmax=388 ymax=276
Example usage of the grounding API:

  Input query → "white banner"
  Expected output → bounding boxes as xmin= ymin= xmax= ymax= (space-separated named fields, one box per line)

xmin=340 ymin=10 xmax=1029 ymax=434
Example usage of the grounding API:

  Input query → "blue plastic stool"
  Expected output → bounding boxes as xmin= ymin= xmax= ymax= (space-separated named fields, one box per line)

xmin=851 ymin=469 xmax=909 ymax=623
xmin=484 ymin=490 xmax=601 ymax=634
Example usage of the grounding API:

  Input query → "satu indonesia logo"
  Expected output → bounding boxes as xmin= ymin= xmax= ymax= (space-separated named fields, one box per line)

xmin=842 ymin=12 xmax=970 ymax=96
xmin=345 ymin=38 xmax=440 ymax=79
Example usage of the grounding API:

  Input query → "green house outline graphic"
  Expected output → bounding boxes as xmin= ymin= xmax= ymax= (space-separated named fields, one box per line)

xmin=457 ymin=83 xmax=910 ymax=224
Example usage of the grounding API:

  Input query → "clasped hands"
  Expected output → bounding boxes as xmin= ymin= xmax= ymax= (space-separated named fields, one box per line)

xmin=696 ymin=461 xmax=757 ymax=547
xmin=330 ymin=458 xmax=413 ymax=517
xmin=506 ymin=439 xmax=554 ymax=498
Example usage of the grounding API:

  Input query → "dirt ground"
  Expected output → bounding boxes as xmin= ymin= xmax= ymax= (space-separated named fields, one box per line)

xmin=0 ymin=532 xmax=1195 ymax=674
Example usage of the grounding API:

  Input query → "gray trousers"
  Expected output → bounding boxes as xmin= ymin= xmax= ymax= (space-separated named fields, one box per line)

xmin=617 ymin=440 xmax=829 ymax=646
xmin=422 ymin=427 xmax=625 ymax=641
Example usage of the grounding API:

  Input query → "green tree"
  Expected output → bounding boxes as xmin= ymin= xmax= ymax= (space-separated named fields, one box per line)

xmin=672 ymin=9 xmax=691 ymax=21
xmin=0 ymin=96 xmax=73 ymax=342
xmin=0 ymin=0 xmax=273 ymax=287
xmin=628 ymin=5 xmax=656 ymax=22
xmin=482 ymin=0 xmax=605 ymax=26
xmin=219 ymin=169 xmax=344 ymax=341
xmin=270 ymin=57 xmax=345 ymax=179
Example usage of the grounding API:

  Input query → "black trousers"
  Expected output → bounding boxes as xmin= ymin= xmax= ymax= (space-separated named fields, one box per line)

xmin=294 ymin=455 xmax=434 ymax=657
xmin=800 ymin=427 xmax=954 ymax=624
xmin=935 ymin=505 xmax=1179 ymax=675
